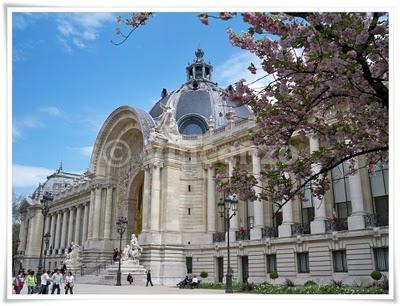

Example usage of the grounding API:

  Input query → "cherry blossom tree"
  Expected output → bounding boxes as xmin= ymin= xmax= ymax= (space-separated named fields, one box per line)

xmin=208 ymin=12 xmax=388 ymax=212
xmin=114 ymin=12 xmax=388 ymax=213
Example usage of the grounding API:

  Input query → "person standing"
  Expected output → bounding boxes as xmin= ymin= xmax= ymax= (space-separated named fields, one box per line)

xmin=146 ymin=268 xmax=153 ymax=287
xmin=51 ymin=269 xmax=63 ymax=294
xmin=15 ymin=271 xmax=25 ymax=294
xmin=26 ymin=271 xmax=36 ymax=294
xmin=40 ymin=270 xmax=50 ymax=294
xmin=64 ymin=272 xmax=74 ymax=294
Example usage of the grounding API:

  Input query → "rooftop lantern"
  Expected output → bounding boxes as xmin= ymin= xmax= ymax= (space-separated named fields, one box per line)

xmin=186 ymin=48 xmax=213 ymax=81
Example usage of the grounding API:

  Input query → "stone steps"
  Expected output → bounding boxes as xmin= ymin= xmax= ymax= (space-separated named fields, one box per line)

xmin=76 ymin=260 xmax=147 ymax=285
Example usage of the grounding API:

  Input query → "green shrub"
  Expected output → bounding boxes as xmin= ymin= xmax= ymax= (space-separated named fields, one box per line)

xmin=331 ymin=280 xmax=343 ymax=287
xmin=304 ymin=280 xmax=318 ymax=287
xmin=198 ymin=282 xmax=225 ymax=289
xmin=270 ymin=271 xmax=279 ymax=280
xmin=370 ymin=271 xmax=382 ymax=281
xmin=284 ymin=279 xmax=295 ymax=287
xmin=200 ymin=271 xmax=208 ymax=278
xmin=239 ymin=282 xmax=255 ymax=292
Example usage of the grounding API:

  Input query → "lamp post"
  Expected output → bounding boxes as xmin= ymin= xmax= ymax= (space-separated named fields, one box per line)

xmin=36 ymin=192 xmax=53 ymax=288
xmin=218 ymin=193 xmax=238 ymax=293
xmin=43 ymin=232 xmax=51 ymax=272
xmin=115 ymin=216 xmax=128 ymax=286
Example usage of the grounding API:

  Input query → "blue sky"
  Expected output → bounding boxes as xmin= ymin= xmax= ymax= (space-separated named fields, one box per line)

xmin=12 ymin=12 xmax=259 ymax=196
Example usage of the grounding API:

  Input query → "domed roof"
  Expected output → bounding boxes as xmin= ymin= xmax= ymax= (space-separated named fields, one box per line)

xmin=149 ymin=49 xmax=252 ymax=135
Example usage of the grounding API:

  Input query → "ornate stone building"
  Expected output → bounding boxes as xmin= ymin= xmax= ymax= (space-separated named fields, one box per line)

xmin=16 ymin=49 xmax=389 ymax=285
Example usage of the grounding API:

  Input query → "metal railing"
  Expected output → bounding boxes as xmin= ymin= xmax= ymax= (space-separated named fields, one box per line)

xmin=212 ymin=232 xmax=225 ymax=243
xmin=291 ymin=222 xmax=311 ymax=235
xmin=235 ymin=230 xmax=250 ymax=241
xmin=261 ymin=226 xmax=278 ymax=238
xmin=364 ymin=213 xmax=388 ymax=228
xmin=325 ymin=218 xmax=348 ymax=232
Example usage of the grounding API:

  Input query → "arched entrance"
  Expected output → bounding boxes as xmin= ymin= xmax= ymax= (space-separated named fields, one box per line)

xmin=127 ymin=171 xmax=144 ymax=238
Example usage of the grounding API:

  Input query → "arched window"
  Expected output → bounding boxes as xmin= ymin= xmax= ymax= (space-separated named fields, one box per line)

xmin=178 ymin=115 xmax=208 ymax=135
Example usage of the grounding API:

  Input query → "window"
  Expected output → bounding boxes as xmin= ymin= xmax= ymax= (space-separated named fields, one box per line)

xmin=186 ymin=257 xmax=193 ymax=274
xmin=374 ymin=247 xmax=388 ymax=271
xmin=266 ymin=254 xmax=277 ymax=273
xmin=188 ymin=185 xmax=191 ymax=192
xmin=332 ymin=250 xmax=348 ymax=272
xmin=188 ymin=208 xmax=191 ymax=215
xmin=332 ymin=163 xmax=352 ymax=219
xmin=297 ymin=252 xmax=310 ymax=273
xmin=178 ymin=115 xmax=208 ymax=135
xmin=369 ymin=164 xmax=389 ymax=226
xmin=273 ymin=204 xmax=283 ymax=228
xmin=301 ymin=182 xmax=315 ymax=225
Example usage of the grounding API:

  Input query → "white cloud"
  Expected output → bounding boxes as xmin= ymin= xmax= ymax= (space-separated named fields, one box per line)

xmin=79 ymin=146 xmax=93 ymax=157
xmin=13 ymin=117 xmax=42 ymax=139
xmin=56 ymin=13 xmax=114 ymax=52
xmin=12 ymin=164 xmax=53 ymax=188
xmin=40 ymin=106 xmax=61 ymax=116
xmin=214 ymin=51 xmax=273 ymax=90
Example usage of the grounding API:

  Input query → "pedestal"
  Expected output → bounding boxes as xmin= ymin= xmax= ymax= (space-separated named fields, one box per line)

xmin=347 ymin=215 xmax=366 ymax=230
xmin=278 ymin=224 xmax=292 ymax=238
xmin=310 ymin=219 xmax=326 ymax=234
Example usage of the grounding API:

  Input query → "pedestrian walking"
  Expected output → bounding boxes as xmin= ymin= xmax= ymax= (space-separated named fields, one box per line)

xmin=40 ymin=270 xmax=50 ymax=294
xmin=64 ymin=272 xmax=74 ymax=294
xmin=146 ymin=268 xmax=153 ymax=287
xmin=26 ymin=270 xmax=36 ymax=294
xmin=127 ymin=273 xmax=133 ymax=285
xmin=15 ymin=271 xmax=25 ymax=294
xmin=50 ymin=269 xmax=63 ymax=294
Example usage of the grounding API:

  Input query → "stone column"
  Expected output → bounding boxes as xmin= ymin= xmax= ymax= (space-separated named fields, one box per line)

xmin=92 ymin=186 xmax=102 ymax=239
xmin=60 ymin=210 xmax=68 ymax=252
xmin=103 ymin=186 xmax=113 ymax=239
xmin=74 ymin=205 xmax=82 ymax=245
xmin=44 ymin=213 xmax=51 ymax=234
xmin=49 ymin=213 xmax=56 ymax=249
xmin=309 ymin=135 xmax=328 ymax=234
xmin=207 ymin=164 xmax=216 ymax=232
xmin=18 ymin=215 xmax=27 ymax=252
xmin=227 ymin=157 xmax=238 ymax=241
xmin=67 ymin=207 xmax=75 ymax=245
xmin=81 ymin=203 xmax=89 ymax=243
xmin=54 ymin=211 xmax=62 ymax=251
xmin=150 ymin=163 xmax=162 ymax=231
xmin=347 ymin=158 xmax=367 ymax=230
xmin=278 ymin=199 xmax=294 ymax=237
xmin=87 ymin=189 xmax=95 ymax=240
xmin=142 ymin=165 xmax=151 ymax=231
xmin=250 ymin=150 xmax=264 ymax=240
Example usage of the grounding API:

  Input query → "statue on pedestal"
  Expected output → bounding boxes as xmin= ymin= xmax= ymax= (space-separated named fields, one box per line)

xmin=122 ymin=234 xmax=143 ymax=263
xmin=65 ymin=241 xmax=81 ymax=272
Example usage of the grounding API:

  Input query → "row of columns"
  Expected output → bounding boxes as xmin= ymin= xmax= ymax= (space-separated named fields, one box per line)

xmin=206 ymin=134 xmax=369 ymax=240
xmin=46 ymin=203 xmax=89 ymax=253
xmin=279 ymin=135 xmax=368 ymax=237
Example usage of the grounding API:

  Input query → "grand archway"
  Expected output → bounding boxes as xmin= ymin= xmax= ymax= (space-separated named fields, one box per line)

xmin=89 ymin=106 xmax=155 ymax=242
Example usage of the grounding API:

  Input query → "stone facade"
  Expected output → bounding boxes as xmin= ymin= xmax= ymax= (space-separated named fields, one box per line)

xmin=16 ymin=49 xmax=389 ymax=286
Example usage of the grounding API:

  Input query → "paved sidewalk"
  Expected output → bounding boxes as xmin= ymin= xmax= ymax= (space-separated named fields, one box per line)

xmin=16 ymin=283 xmax=225 ymax=295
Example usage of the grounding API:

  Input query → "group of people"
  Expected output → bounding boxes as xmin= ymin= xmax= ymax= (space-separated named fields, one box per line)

xmin=13 ymin=268 xmax=75 ymax=295
xmin=126 ymin=269 xmax=153 ymax=287
xmin=177 ymin=274 xmax=199 ymax=289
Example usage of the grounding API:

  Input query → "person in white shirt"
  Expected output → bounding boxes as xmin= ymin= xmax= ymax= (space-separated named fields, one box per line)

xmin=191 ymin=275 xmax=199 ymax=288
xmin=64 ymin=272 xmax=74 ymax=294
xmin=40 ymin=270 xmax=50 ymax=294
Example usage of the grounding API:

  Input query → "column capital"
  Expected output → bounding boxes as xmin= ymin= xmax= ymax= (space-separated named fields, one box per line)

xmin=225 ymin=156 xmax=236 ymax=165
xmin=152 ymin=161 xmax=164 ymax=169
xmin=203 ymin=162 xmax=214 ymax=170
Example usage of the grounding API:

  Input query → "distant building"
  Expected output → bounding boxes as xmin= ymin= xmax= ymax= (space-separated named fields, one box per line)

xmin=16 ymin=49 xmax=389 ymax=285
